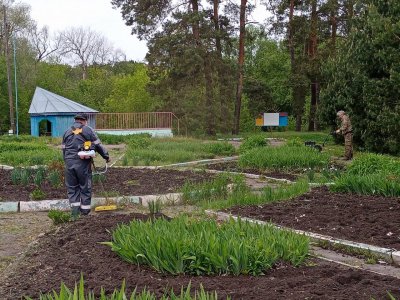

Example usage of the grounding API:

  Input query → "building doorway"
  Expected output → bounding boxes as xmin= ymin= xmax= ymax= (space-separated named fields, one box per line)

xmin=38 ymin=119 xmax=52 ymax=136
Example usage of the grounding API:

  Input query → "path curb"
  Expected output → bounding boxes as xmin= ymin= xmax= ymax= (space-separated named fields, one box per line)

xmin=1 ymin=193 xmax=183 ymax=213
xmin=205 ymin=210 xmax=398 ymax=265
xmin=157 ymin=156 xmax=239 ymax=168
xmin=0 ymin=202 xmax=19 ymax=212
xmin=0 ymin=164 xmax=14 ymax=170
xmin=202 ymin=169 xmax=293 ymax=183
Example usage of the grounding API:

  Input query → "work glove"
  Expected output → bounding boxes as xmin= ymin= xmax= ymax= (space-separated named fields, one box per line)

xmin=105 ymin=157 xmax=111 ymax=163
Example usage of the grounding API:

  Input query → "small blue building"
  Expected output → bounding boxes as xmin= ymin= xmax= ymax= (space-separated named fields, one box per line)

xmin=29 ymin=87 xmax=98 ymax=137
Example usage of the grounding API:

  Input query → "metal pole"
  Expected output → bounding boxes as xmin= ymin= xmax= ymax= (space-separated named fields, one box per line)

xmin=13 ymin=34 xmax=18 ymax=135
xmin=3 ymin=5 xmax=15 ymax=134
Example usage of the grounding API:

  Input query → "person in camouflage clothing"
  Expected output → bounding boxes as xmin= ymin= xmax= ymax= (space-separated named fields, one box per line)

xmin=336 ymin=110 xmax=353 ymax=160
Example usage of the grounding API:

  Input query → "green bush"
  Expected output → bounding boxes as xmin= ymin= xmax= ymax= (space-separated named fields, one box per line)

xmin=107 ymin=217 xmax=309 ymax=275
xmin=238 ymin=135 xmax=268 ymax=153
xmin=239 ymin=145 xmax=329 ymax=170
xmin=48 ymin=210 xmax=71 ymax=225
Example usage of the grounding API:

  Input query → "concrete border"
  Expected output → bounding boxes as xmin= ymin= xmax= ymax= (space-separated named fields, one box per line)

xmin=157 ymin=156 xmax=239 ymax=168
xmin=0 ymin=164 xmax=14 ymax=170
xmin=0 ymin=202 xmax=19 ymax=212
xmin=1 ymin=192 xmax=182 ymax=213
xmin=202 ymin=169 xmax=294 ymax=184
xmin=205 ymin=210 xmax=399 ymax=265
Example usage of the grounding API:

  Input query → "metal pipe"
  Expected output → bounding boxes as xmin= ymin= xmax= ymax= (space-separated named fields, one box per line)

xmin=13 ymin=34 xmax=18 ymax=135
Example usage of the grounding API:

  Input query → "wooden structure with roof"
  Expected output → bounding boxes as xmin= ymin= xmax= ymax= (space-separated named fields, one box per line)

xmin=29 ymin=87 xmax=97 ymax=137
xmin=29 ymin=87 xmax=178 ymax=137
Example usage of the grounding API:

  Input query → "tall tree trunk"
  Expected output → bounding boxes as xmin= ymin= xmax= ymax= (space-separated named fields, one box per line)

xmin=232 ymin=0 xmax=247 ymax=135
xmin=330 ymin=0 xmax=338 ymax=52
xmin=82 ymin=64 xmax=88 ymax=80
xmin=3 ymin=6 xmax=15 ymax=133
xmin=308 ymin=0 xmax=318 ymax=131
xmin=204 ymin=54 xmax=215 ymax=135
xmin=191 ymin=0 xmax=215 ymax=135
xmin=288 ymin=0 xmax=304 ymax=131
xmin=213 ymin=0 xmax=229 ymax=133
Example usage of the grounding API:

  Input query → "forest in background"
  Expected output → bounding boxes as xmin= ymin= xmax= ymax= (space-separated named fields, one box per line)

xmin=0 ymin=0 xmax=399 ymax=154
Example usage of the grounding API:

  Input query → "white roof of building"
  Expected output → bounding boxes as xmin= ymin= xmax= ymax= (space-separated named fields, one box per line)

xmin=28 ymin=87 xmax=98 ymax=114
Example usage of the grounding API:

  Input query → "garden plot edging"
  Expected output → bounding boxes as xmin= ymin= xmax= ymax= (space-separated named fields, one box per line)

xmin=203 ymin=169 xmax=293 ymax=183
xmin=158 ymin=156 xmax=239 ymax=168
xmin=6 ymin=192 xmax=183 ymax=213
xmin=206 ymin=210 xmax=398 ymax=265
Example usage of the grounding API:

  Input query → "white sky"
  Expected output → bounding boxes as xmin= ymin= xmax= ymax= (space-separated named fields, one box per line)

xmin=20 ymin=0 xmax=268 ymax=62
xmin=20 ymin=0 xmax=148 ymax=61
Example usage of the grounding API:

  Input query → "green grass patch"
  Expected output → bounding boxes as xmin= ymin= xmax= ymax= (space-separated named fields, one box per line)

xmin=346 ymin=153 xmax=400 ymax=176
xmin=97 ymin=133 xmax=151 ymax=145
xmin=27 ymin=275 xmax=226 ymax=300
xmin=107 ymin=216 xmax=309 ymax=275
xmin=181 ymin=173 xmax=239 ymax=204
xmin=238 ymin=134 xmax=268 ymax=153
xmin=331 ymin=173 xmax=400 ymax=197
xmin=182 ymin=174 xmax=309 ymax=210
xmin=0 ymin=136 xmax=61 ymax=166
xmin=331 ymin=153 xmax=400 ymax=196
xmin=239 ymin=145 xmax=329 ymax=171
xmin=263 ymin=131 xmax=332 ymax=143
xmin=204 ymin=180 xmax=310 ymax=210
xmin=126 ymin=137 xmax=236 ymax=166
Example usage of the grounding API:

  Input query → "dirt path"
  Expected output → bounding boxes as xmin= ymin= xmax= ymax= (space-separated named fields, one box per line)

xmin=0 ymin=212 xmax=51 ymax=274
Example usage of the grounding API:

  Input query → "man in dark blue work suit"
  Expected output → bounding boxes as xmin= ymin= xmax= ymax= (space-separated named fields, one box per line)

xmin=62 ymin=113 xmax=110 ymax=218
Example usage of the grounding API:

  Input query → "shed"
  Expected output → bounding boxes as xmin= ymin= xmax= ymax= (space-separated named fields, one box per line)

xmin=29 ymin=87 xmax=98 ymax=137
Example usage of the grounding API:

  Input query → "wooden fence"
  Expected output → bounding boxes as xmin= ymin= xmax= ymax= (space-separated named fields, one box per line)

xmin=95 ymin=112 xmax=179 ymax=133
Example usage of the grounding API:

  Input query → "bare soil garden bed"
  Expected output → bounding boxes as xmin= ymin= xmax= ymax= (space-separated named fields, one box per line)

xmin=224 ymin=186 xmax=400 ymax=250
xmin=204 ymin=161 xmax=298 ymax=181
xmin=0 ymin=168 xmax=214 ymax=202
xmin=1 ymin=213 xmax=399 ymax=300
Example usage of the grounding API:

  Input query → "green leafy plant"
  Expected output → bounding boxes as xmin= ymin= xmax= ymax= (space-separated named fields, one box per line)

xmin=30 ymin=188 xmax=46 ymax=200
xmin=107 ymin=217 xmax=309 ymax=275
xmin=33 ymin=168 xmax=46 ymax=186
xmin=20 ymin=169 xmax=31 ymax=186
xmin=238 ymin=134 xmax=268 ymax=153
xmin=205 ymin=142 xmax=235 ymax=156
xmin=205 ymin=180 xmax=310 ymax=210
xmin=331 ymin=173 xmax=400 ymax=197
xmin=239 ymin=145 xmax=329 ymax=171
xmin=286 ymin=137 xmax=303 ymax=147
xmin=148 ymin=199 xmax=162 ymax=215
xmin=48 ymin=170 xmax=62 ymax=187
xmin=93 ymin=174 xmax=106 ymax=184
xmin=181 ymin=173 xmax=237 ymax=204
xmin=48 ymin=210 xmax=71 ymax=225
xmin=26 ymin=275 xmax=225 ymax=300
xmin=121 ymin=155 xmax=129 ymax=166
xmin=10 ymin=168 xmax=22 ymax=185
